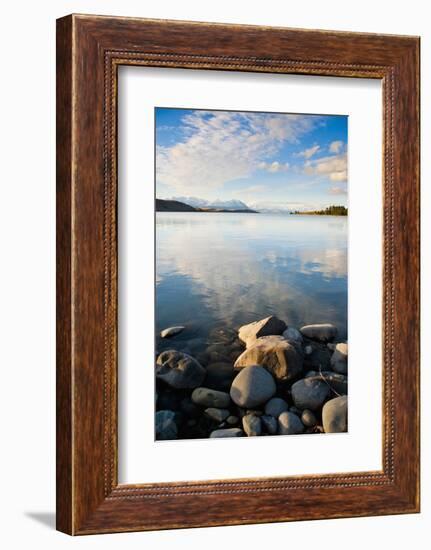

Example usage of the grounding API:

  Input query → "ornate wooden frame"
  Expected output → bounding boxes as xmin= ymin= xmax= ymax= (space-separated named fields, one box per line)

xmin=56 ymin=14 xmax=420 ymax=534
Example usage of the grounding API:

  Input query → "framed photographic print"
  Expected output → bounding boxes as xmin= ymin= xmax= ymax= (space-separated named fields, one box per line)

xmin=56 ymin=14 xmax=420 ymax=534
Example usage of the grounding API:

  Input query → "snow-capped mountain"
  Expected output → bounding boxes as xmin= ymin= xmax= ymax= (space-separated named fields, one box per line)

xmin=170 ymin=196 xmax=251 ymax=211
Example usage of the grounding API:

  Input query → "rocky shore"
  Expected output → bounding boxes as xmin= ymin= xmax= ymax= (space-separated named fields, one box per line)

xmin=155 ymin=316 xmax=348 ymax=440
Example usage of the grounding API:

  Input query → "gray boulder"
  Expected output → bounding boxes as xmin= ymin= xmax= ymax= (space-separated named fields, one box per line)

xmin=261 ymin=414 xmax=278 ymax=435
xmin=278 ymin=411 xmax=305 ymax=435
xmin=160 ymin=326 xmax=185 ymax=338
xmin=230 ymin=365 xmax=276 ymax=408
xmin=234 ymin=335 xmax=302 ymax=382
xmin=291 ymin=378 xmax=331 ymax=410
xmin=264 ymin=397 xmax=289 ymax=417
xmin=238 ymin=316 xmax=286 ymax=348
xmin=330 ymin=343 xmax=348 ymax=374
xmin=210 ymin=428 xmax=243 ymax=438
xmin=155 ymin=410 xmax=177 ymax=440
xmin=191 ymin=387 xmax=231 ymax=408
xmin=204 ymin=407 xmax=230 ymax=422
xmin=156 ymin=350 xmax=205 ymax=389
xmin=242 ymin=414 xmax=262 ymax=437
xmin=282 ymin=327 xmax=303 ymax=345
xmin=322 ymin=396 xmax=348 ymax=433
xmin=300 ymin=323 xmax=338 ymax=342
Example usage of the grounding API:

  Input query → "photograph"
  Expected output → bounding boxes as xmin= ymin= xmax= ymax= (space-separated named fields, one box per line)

xmin=155 ymin=107 xmax=348 ymax=440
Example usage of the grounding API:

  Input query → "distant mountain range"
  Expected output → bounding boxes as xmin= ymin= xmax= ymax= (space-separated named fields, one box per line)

xmin=170 ymin=196 xmax=251 ymax=211
xmin=156 ymin=198 xmax=258 ymax=213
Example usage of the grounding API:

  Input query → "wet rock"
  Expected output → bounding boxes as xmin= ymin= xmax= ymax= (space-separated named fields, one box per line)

xmin=282 ymin=327 xmax=303 ymax=345
xmin=242 ymin=414 xmax=262 ymax=436
xmin=155 ymin=410 xmax=177 ymax=440
xmin=205 ymin=407 xmax=230 ymax=422
xmin=191 ymin=387 xmax=231 ymax=408
xmin=300 ymin=323 xmax=338 ymax=343
xmin=322 ymin=396 xmax=348 ymax=433
xmin=156 ymin=350 xmax=206 ymax=389
xmin=230 ymin=365 xmax=276 ymax=408
xmin=210 ymin=428 xmax=243 ymax=438
xmin=238 ymin=316 xmax=287 ymax=348
xmin=264 ymin=397 xmax=289 ymax=417
xmin=160 ymin=326 xmax=185 ymax=338
xmin=278 ymin=411 xmax=305 ymax=435
xmin=261 ymin=415 xmax=278 ymax=435
xmin=291 ymin=378 xmax=331 ymax=410
xmin=234 ymin=335 xmax=302 ymax=382
xmin=301 ymin=409 xmax=317 ymax=427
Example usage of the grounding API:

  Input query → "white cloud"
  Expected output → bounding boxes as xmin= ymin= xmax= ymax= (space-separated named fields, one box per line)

xmin=304 ymin=153 xmax=347 ymax=183
xmin=329 ymin=186 xmax=347 ymax=195
xmin=298 ymin=145 xmax=320 ymax=159
xmin=258 ymin=161 xmax=289 ymax=173
xmin=329 ymin=140 xmax=344 ymax=154
xmin=156 ymin=111 xmax=319 ymax=193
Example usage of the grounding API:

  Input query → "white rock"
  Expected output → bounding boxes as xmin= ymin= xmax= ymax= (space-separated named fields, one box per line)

xmin=160 ymin=326 xmax=185 ymax=338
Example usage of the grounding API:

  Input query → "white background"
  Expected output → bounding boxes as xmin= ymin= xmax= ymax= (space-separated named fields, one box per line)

xmin=0 ymin=1 xmax=428 ymax=548
xmin=119 ymin=67 xmax=382 ymax=483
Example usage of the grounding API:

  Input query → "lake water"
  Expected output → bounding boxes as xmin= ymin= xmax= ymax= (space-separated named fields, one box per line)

xmin=156 ymin=212 xmax=347 ymax=356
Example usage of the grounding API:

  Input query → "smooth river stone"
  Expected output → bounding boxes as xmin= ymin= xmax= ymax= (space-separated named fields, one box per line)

xmin=264 ymin=397 xmax=289 ymax=417
xmin=322 ymin=395 xmax=348 ymax=433
xmin=278 ymin=411 xmax=305 ymax=435
xmin=230 ymin=365 xmax=276 ymax=408
xmin=191 ymin=387 xmax=231 ymax=408
xmin=291 ymin=377 xmax=331 ymax=410
xmin=156 ymin=350 xmax=206 ymax=389
xmin=299 ymin=323 xmax=338 ymax=343
xmin=160 ymin=326 xmax=185 ymax=338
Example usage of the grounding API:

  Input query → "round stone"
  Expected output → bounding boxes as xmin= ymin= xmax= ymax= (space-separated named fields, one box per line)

xmin=230 ymin=365 xmax=276 ymax=408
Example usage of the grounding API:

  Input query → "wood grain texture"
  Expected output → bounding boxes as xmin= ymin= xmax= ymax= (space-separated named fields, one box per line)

xmin=56 ymin=14 xmax=420 ymax=535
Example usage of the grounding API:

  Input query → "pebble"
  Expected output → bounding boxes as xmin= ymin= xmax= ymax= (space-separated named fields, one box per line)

xmin=204 ymin=407 xmax=230 ymax=422
xmin=264 ymin=397 xmax=289 ymax=417
xmin=155 ymin=410 xmax=177 ymax=440
xmin=278 ymin=411 xmax=305 ymax=435
xmin=242 ymin=414 xmax=262 ymax=436
xmin=301 ymin=409 xmax=317 ymax=427
xmin=291 ymin=378 xmax=331 ymax=410
xmin=322 ymin=396 xmax=348 ymax=433
xmin=156 ymin=350 xmax=205 ymax=389
xmin=261 ymin=415 xmax=278 ymax=435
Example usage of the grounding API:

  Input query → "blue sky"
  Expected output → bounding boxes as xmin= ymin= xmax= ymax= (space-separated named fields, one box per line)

xmin=155 ymin=108 xmax=348 ymax=211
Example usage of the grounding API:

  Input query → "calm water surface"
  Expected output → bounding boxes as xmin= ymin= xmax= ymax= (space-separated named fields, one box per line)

xmin=156 ymin=212 xmax=347 ymax=355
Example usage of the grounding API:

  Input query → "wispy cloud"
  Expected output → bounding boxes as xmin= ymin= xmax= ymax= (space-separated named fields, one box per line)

xmin=329 ymin=140 xmax=344 ymax=154
xmin=156 ymin=111 xmax=320 ymax=193
xmin=329 ymin=186 xmax=348 ymax=195
xmin=297 ymin=145 xmax=320 ymax=159
xmin=304 ymin=153 xmax=347 ymax=183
